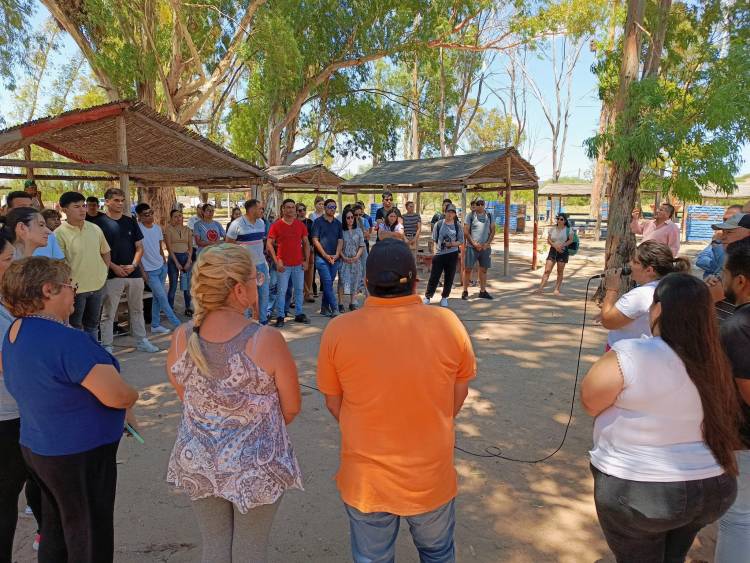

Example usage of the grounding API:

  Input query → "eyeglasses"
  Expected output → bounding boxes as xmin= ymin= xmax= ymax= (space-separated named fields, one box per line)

xmin=297 ymin=207 xmax=306 ymax=212
xmin=59 ymin=281 xmax=78 ymax=294
xmin=346 ymin=215 xmax=354 ymax=220
xmin=326 ymin=205 xmax=337 ymax=210
xmin=140 ymin=210 xmax=154 ymax=216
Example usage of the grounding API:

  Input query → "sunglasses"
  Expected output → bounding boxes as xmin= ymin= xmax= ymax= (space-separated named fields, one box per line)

xmin=476 ymin=202 xmax=485 ymax=206
xmin=140 ymin=210 xmax=154 ymax=216
xmin=326 ymin=205 xmax=337 ymax=210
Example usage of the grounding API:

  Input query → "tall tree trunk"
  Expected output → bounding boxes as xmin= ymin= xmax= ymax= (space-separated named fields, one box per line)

xmin=438 ymin=48 xmax=447 ymax=157
xmin=410 ymin=54 xmax=420 ymax=159
xmin=605 ymin=0 xmax=670 ymax=279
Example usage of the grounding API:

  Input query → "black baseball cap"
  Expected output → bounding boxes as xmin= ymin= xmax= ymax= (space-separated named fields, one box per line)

xmin=366 ymin=239 xmax=417 ymax=291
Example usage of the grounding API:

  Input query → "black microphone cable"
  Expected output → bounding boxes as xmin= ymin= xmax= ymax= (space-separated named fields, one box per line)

xmin=299 ymin=273 xmax=602 ymax=464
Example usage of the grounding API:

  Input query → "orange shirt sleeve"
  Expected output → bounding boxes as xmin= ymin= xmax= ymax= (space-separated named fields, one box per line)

xmin=316 ymin=325 xmax=343 ymax=395
xmin=454 ymin=320 xmax=477 ymax=382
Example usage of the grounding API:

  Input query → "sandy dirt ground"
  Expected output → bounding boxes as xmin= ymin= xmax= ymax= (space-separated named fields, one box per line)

xmin=12 ymin=234 xmax=718 ymax=562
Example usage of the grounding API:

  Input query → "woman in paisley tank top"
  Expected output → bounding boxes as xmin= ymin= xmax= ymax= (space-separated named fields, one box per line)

xmin=166 ymin=244 xmax=303 ymax=562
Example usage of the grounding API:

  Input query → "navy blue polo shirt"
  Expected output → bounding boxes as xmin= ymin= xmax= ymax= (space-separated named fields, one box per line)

xmin=311 ymin=216 xmax=343 ymax=256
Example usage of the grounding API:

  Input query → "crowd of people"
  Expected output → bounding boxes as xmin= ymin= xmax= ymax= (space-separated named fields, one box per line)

xmin=0 ymin=175 xmax=749 ymax=563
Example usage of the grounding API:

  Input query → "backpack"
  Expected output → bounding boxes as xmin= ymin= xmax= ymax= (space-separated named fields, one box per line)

xmin=433 ymin=218 xmax=461 ymax=244
xmin=566 ymin=226 xmax=580 ymax=256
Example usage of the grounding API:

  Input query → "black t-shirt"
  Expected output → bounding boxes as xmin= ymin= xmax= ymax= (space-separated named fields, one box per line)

xmin=90 ymin=214 xmax=144 ymax=279
xmin=720 ymin=302 xmax=750 ymax=448
xmin=375 ymin=206 xmax=401 ymax=222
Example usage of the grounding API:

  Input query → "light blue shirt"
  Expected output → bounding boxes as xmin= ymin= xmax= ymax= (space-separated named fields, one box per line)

xmin=33 ymin=232 xmax=65 ymax=260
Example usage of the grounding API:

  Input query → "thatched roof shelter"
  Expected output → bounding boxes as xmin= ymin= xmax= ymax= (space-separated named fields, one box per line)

xmin=200 ymin=163 xmax=349 ymax=196
xmin=539 ymin=183 xmax=592 ymax=197
xmin=342 ymin=147 xmax=537 ymax=193
xmin=0 ymin=101 xmax=266 ymax=210
xmin=343 ymin=148 xmax=540 ymax=274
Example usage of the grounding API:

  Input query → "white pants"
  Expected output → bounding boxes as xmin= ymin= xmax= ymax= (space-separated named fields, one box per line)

xmin=100 ymin=277 xmax=146 ymax=346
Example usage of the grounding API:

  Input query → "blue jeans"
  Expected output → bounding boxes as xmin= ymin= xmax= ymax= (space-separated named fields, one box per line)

xmin=167 ymin=252 xmax=191 ymax=310
xmin=255 ymin=261 xmax=270 ymax=324
xmin=716 ymin=450 xmax=750 ymax=562
xmin=146 ymin=263 xmax=181 ymax=328
xmin=274 ymin=265 xmax=304 ymax=318
xmin=315 ymin=256 xmax=341 ymax=312
xmin=345 ymin=499 xmax=455 ymax=563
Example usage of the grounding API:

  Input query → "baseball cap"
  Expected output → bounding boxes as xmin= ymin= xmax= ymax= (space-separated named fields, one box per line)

xmin=712 ymin=213 xmax=750 ymax=230
xmin=365 ymin=239 xmax=417 ymax=290
xmin=24 ymin=179 xmax=36 ymax=188
xmin=445 ymin=204 xmax=457 ymax=213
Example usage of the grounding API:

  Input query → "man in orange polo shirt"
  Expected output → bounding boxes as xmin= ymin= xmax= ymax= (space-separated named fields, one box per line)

xmin=317 ymin=238 xmax=476 ymax=562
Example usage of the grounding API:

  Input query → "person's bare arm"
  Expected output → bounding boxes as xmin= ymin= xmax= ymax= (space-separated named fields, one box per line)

xmin=580 ymin=351 xmax=624 ymax=416
xmin=166 ymin=326 xmax=187 ymax=401
xmin=453 ymin=381 xmax=470 ymax=416
xmin=630 ymin=210 xmax=644 ymax=234
xmin=253 ymin=327 xmax=301 ymax=424
xmin=132 ymin=240 xmax=144 ymax=268
xmin=334 ymin=238 xmax=343 ymax=261
xmin=464 ymin=222 xmax=476 ymax=248
xmin=81 ymin=364 xmax=139 ymax=409
xmin=485 ymin=221 xmax=496 ymax=249
xmin=736 ymin=379 xmax=750 ymax=407
xmin=312 ymin=237 xmax=329 ymax=260
xmin=324 ymin=394 xmax=343 ymax=421
xmin=266 ymin=236 xmax=282 ymax=271
xmin=302 ymin=238 xmax=311 ymax=268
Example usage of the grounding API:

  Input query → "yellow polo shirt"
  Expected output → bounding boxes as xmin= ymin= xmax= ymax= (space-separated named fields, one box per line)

xmin=56 ymin=221 xmax=111 ymax=293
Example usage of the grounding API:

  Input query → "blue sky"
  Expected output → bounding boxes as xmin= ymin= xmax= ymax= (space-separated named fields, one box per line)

xmin=3 ymin=2 xmax=749 ymax=182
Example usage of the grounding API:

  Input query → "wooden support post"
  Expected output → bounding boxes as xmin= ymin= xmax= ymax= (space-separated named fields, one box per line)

xmin=116 ymin=115 xmax=131 ymax=215
xmin=337 ymin=186 xmax=343 ymax=212
xmin=23 ymin=145 xmax=34 ymax=181
xmin=504 ymin=160 xmax=511 ymax=277
xmin=460 ymin=186 xmax=467 ymax=222
xmin=680 ymin=199 xmax=688 ymax=243
xmin=532 ymin=187 xmax=539 ymax=270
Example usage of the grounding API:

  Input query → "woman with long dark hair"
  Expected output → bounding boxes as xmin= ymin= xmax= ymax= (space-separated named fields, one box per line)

xmin=535 ymin=214 xmax=575 ymax=295
xmin=582 ymin=273 xmax=741 ymax=562
xmin=378 ymin=208 xmax=405 ymax=241
xmin=339 ymin=209 xmax=365 ymax=311
xmin=599 ymin=241 xmax=691 ymax=349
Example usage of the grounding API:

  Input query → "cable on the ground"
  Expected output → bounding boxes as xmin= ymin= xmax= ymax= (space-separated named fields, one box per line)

xmin=300 ymin=276 xmax=598 ymax=464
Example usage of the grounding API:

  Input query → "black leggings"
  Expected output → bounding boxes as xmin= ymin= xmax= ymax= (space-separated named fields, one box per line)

xmin=22 ymin=441 xmax=119 ymax=563
xmin=0 ymin=418 xmax=25 ymax=563
xmin=426 ymin=252 xmax=459 ymax=299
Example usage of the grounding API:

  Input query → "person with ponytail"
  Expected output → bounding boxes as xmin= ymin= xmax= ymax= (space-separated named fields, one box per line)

xmin=1 ymin=207 xmax=52 ymax=259
xmin=166 ymin=244 xmax=302 ymax=562
xmin=582 ymin=273 xmax=741 ymax=562
xmin=599 ymin=240 xmax=691 ymax=349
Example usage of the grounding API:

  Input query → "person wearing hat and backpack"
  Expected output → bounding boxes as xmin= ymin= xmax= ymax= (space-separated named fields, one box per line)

xmin=535 ymin=213 xmax=575 ymax=295
xmin=317 ymin=238 xmax=476 ymax=563
xmin=461 ymin=198 xmax=495 ymax=300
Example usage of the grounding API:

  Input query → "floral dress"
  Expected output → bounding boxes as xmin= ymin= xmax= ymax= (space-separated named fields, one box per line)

xmin=340 ymin=228 xmax=365 ymax=294
xmin=167 ymin=323 xmax=303 ymax=513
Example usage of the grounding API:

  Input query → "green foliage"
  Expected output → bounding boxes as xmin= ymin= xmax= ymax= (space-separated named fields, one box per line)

xmin=586 ymin=0 xmax=750 ymax=201
xmin=0 ymin=0 xmax=32 ymax=89
xmin=464 ymin=107 xmax=523 ymax=152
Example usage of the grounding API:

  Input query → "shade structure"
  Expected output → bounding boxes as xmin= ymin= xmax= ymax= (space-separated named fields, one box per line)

xmin=0 ymin=100 xmax=266 ymax=188
xmin=199 ymin=163 xmax=350 ymax=196
xmin=342 ymin=147 xmax=538 ymax=192
xmin=538 ymin=183 xmax=593 ymax=197
xmin=343 ymin=148 xmax=540 ymax=275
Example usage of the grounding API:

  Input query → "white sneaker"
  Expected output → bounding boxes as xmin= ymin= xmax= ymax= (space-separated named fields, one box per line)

xmin=423 ymin=297 xmax=431 ymax=305
xmin=136 ymin=339 xmax=159 ymax=353
xmin=440 ymin=298 xmax=449 ymax=307
xmin=103 ymin=345 xmax=114 ymax=354
xmin=151 ymin=326 xmax=170 ymax=335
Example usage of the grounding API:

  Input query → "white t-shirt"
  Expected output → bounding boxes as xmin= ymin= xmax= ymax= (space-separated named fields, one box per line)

xmin=607 ymin=280 xmax=659 ymax=346
xmin=590 ymin=336 xmax=723 ymax=482
xmin=548 ymin=225 xmax=568 ymax=245
xmin=139 ymin=224 xmax=164 ymax=272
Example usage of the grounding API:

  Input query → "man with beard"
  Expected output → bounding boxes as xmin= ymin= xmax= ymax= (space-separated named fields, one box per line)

xmin=715 ymin=238 xmax=750 ymax=561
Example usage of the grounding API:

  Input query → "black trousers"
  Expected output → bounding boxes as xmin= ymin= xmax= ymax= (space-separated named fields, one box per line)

xmin=0 ymin=419 xmax=26 ymax=563
xmin=426 ymin=252 xmax=459 ymax=299
xmin=22 ymin=441 xmax=119 ymax=563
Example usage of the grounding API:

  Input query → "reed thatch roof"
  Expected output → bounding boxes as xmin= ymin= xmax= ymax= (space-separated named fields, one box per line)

xmin=539 ymin=183 xmax=592 ymax=197
xmin=342 ymin=148 xmax=538 ymax=193
xmin=0 ymin=100 xmax=265 ymax=187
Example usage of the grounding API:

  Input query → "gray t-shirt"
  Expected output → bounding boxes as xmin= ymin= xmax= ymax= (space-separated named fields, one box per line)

xmin=0 ymin=303 xmax=18 ymax=421
xmin=432 ymin=220 xmax=464 ymax=256
xmin=466 ymin=211 xmax=492 ymax=245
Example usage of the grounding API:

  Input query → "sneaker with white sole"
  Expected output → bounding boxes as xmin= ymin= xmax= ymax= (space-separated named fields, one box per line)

xmin=440 ymin=298 xmax=449 ymax=307
xmin=103 ymin=345 xmax=114 ymax=354
xmin=136 ymin=339 xmax=159 ymax=353
xmin=151 ymin=326 xmax=170 ymax=335
xmin=423 ymin=297 xmax=431 ymax=305
xmin=32 ymin=533 xmax=40 ymax=551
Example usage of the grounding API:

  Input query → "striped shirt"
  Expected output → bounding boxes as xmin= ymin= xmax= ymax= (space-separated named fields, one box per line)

xmin=227 ymin=216 xmax=266 ymax=265
xmin=402 ymin=213 xmax=421 ymax=238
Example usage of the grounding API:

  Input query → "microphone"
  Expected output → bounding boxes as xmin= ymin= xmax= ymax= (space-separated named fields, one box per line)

xmin=590 ymin=264 xmax=632 ymax=280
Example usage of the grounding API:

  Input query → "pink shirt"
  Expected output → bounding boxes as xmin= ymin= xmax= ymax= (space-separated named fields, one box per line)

xmin=631 ymin=219 xmax=680 ymax=256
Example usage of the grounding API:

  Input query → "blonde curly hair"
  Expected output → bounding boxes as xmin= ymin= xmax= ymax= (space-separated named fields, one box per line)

xmin=187 ymin=244 xmax=257 ymax=374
